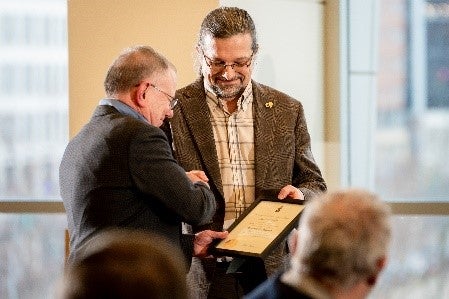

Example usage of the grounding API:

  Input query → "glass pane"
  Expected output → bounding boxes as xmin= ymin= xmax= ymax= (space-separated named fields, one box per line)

xmin=0 ymin=213 xmax=67 ymax=299
xmin=369 ymin=215 xmax=449 ymax=299
xmin=0 ymin=0 xmax=68 ymax=201
xmin=376 ymin=0 xmax=449 ymax=201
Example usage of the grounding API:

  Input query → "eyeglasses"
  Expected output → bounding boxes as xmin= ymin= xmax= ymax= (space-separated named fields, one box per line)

xmin=149 ymin=84 xmax=178 ymax=109
xmin=202 ymin=49 xmax=254 ymax=73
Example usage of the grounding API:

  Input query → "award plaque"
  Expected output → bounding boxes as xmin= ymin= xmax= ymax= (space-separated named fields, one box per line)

xmin=213 ymin=198 xmax=305 ymax=258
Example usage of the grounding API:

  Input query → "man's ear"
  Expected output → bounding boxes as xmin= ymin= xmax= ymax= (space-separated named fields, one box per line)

xmin=367 ymin=256 xmax=387 ymax=286
xmin=376 ymin=256 xmax=387 ymax=272
xmin=287 ymin=228 xmax=299 ymax=254
xmin=135 ymin=83 xmax=149 ymax=107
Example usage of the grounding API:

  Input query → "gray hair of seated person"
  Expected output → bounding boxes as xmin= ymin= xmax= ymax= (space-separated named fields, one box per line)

xmin=293 ymin=189 xmax=392 ymax=289
xmin=57 ymin=229 xmax=188 ymax=299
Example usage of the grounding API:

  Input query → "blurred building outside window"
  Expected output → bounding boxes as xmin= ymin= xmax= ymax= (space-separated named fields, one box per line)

xmin=0 ymin=0 xmax=67 ymax=298
xmin=370 ymin=0 xmax=449 ymax=298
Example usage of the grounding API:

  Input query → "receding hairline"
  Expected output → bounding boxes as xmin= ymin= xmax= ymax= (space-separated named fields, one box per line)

xmin=103 ymin=45 xmax=176 ymax=96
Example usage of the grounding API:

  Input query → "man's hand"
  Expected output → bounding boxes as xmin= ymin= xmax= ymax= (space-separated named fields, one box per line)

xmin=194 ymin=230 xmax=228 ymax=258
xmin=277 ymin=185 xmax=304 ymax=200
xmin=186 ymin=170 xmax=209 ymax=186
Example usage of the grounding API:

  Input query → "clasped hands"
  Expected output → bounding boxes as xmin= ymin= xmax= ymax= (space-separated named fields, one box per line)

xmin=186 ymin=170 xmax=210 ymax=188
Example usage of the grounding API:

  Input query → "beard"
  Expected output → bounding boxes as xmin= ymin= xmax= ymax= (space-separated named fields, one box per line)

xmin=211 ymin=77 xmax=246 ymax=99
xmin=212 ymin=85 xmax=244 ymax=99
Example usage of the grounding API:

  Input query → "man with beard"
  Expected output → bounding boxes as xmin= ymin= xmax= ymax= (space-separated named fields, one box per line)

xmin=163 ymin=7 xmax=327 ymax=298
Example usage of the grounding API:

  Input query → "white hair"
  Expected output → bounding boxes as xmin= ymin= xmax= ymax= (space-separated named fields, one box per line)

xmin=290 ymin=189 xmax=391 ymax=289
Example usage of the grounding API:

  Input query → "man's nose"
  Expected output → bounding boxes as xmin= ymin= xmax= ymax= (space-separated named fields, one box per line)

xmin=222 ymin=65 xmax=236 ymax=80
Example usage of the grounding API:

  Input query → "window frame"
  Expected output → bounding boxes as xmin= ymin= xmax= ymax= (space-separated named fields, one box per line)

xmin=340 ymin=0 xmax=449 ymax=213
xmin=0 ymin=201 xmax=64 ymax=213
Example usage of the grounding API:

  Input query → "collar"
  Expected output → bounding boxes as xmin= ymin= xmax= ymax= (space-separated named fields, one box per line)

xmin=281 ymin=272 xmax=331 ymax=299
xmin=99 ymin=98 xmax=148 ymax=124
xmin=204 ymin=81 xmax=253 ymax=112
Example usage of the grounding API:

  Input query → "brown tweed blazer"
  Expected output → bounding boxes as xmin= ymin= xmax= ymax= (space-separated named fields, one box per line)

xmin=163 ymin=78 xmax=327 ymax=296
xmin=167 ymin=78 xmax=326 ymax=232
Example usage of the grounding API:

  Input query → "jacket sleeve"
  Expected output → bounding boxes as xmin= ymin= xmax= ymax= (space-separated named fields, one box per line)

xmin=129 ymin=125 xmax=217 ymax=226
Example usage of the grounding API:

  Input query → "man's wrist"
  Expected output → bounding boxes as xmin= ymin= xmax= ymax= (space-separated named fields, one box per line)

xmin=194 ymin=181 xmax=210 ymax=189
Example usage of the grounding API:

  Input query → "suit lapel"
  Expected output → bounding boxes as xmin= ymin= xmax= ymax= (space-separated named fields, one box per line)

xmin=253 ymin=82 xmax=277 ymax=189
xmin=178 ymin=80 xmax=224 ymax=195
xmin=177 ymin=80 xmax=281 ymax=196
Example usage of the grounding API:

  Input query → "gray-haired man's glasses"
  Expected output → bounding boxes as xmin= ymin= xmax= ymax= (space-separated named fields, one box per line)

xmin=149 ymin=84 xmax=178 ymax=109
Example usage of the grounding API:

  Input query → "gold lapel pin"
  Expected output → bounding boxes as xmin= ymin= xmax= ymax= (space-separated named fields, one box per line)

xmin=265 ymin=101 xmax=273 ymax=108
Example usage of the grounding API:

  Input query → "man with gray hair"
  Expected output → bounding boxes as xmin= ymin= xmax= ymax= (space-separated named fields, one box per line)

xmin=60 ymin=45 xmax=227 ymax=265
xmin=246 ymin=189 xmax=392 ymax=299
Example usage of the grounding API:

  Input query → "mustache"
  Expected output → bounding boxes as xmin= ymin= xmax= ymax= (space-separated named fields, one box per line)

xmin=216 ymin=74 xmax=243 ymax=81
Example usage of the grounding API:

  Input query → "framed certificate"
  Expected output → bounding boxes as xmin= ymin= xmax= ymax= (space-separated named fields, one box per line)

xmin=213 ymin=198 xmax=305 ymax=258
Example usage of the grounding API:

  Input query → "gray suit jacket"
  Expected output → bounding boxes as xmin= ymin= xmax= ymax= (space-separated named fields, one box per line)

xmin=60 ymin=104 xmax=217 ymax=263
xmin=167 ymin=78 xmax=326 ymax=232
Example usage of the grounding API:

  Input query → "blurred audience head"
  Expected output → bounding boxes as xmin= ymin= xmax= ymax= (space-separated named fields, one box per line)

xmin=286 ymin=188 xmax=392 ymax=298
xmin=57 ymin=229 xmax=188 ymax=299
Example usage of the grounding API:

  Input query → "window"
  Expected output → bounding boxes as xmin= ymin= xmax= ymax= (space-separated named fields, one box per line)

xmin=0 ymin=0 xmax=67 ymax=297
xmin=345 ymin=0 xmax=449 ymax=297
xmin=376 ymin=0 xmax=449 ymax=201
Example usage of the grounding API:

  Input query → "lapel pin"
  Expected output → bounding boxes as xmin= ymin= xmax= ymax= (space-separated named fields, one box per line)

xmin=265 ymin=101 xmax=273 ymax=108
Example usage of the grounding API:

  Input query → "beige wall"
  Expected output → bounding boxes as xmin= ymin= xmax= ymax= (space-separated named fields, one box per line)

xmin=68 ymin=0 xmax=342 ymax=188
xmin=323 ymin=0 xmax=342 ymax=190
xmin=68 ymin=0 xmax=218 ymax=136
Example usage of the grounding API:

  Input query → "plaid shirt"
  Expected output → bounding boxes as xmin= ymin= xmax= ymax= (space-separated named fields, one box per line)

xmin=205 ymin=83 xmax=255 ymax=221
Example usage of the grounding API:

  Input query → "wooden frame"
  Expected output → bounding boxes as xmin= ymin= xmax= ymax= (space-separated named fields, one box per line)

xmin=213 ymin=198 xmax=304 ymax=258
